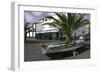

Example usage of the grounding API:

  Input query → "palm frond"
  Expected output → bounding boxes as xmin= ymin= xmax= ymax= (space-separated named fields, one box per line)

xmin=71 ymin=14 xmax=84 ymax=31
xmin=55 ymin=13 xmax=67 ymax=23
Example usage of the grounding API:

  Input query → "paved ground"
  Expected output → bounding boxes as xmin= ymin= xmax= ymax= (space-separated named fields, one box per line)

xmin=24 ymin=40 xmax=90 ymax=62
xmin=65 ymin=49 xmax=90 ymax=59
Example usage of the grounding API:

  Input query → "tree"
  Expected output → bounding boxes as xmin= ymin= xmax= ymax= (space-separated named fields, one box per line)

xmin=24 ymin=22 xmax=32 ymax=42
xmin=43 ymin=13 xmax=90 ymax=43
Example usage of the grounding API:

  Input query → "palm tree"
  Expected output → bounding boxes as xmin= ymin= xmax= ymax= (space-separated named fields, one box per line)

xmin=43 ymin=13 xmax=90 ymax=43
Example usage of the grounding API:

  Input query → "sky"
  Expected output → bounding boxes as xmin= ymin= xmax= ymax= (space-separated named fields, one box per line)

xmin=24 ymin=11 xmax=90 ymax=25
xmin=24 ymin=11 xmax=55 ymax=23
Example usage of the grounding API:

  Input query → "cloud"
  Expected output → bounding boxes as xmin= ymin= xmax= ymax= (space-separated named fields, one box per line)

xmin=32 ymin=12 xmax=43 ymax=16
xmin=47 ymin=12 xmax=55 ymax=16
xmin=84 ymin=14 xmax=90 ymax=20
xmin=24 ymin=12 xmax=33 ymax=23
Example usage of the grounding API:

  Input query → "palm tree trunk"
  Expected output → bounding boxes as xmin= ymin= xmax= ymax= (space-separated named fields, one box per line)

xmin=65 ymin=35 xmax=72 ymax=43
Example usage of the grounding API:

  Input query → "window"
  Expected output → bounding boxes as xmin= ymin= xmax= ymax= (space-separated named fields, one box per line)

xmin=49 ymin=25 xmax=53 ymax=28
xmin=45 ymin=19 xmax=47 ymax=21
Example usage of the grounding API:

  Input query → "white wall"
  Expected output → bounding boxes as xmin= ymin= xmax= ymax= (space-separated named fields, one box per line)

xmin=0 ymin=0 xmax=100 ymax=73
xmin=42 ymin=17 xmax=58 ymax=31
